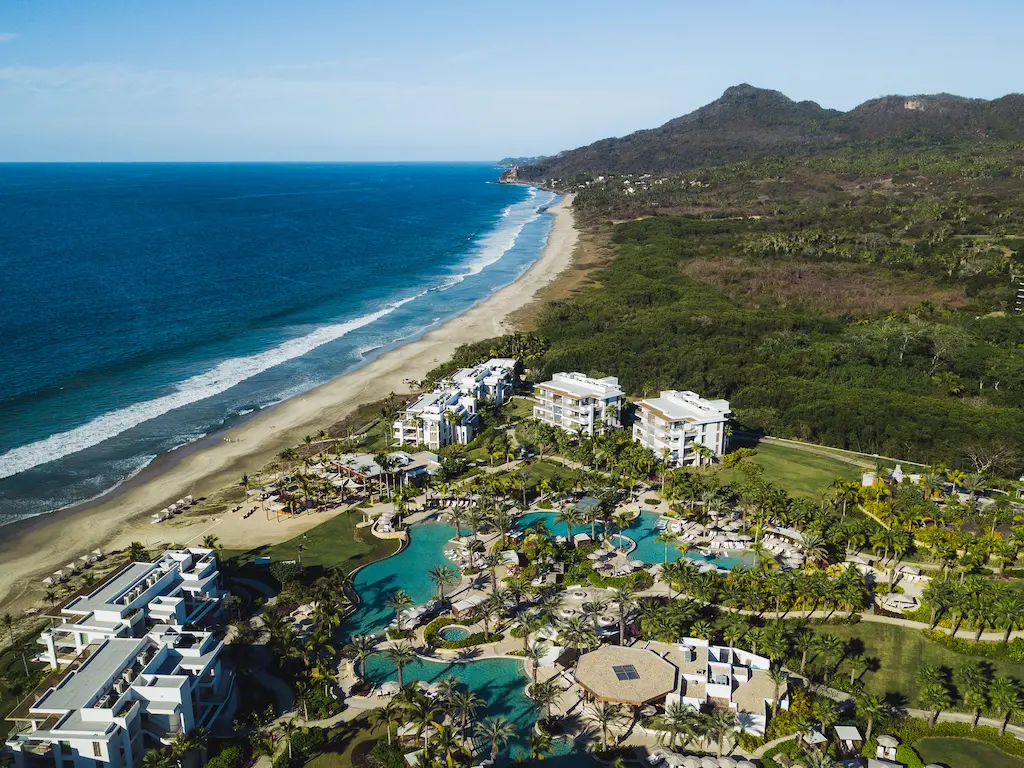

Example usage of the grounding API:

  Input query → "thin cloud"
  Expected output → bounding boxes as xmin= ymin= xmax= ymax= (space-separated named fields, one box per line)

xmin=0 ymin=33 xmax=19 ymax=43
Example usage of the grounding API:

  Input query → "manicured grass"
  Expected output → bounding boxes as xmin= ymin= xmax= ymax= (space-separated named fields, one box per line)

xmin=506 ymin=395 xmax=536 ymax=422
xmin=915 ymin=737 xmax=1024 ymax=768
xmin=810 ymin=621 xmax=1024 ymax=704
xmin=304 ymin=716 xmax=378 ymax=768
xmin=719 ymin=441 xmax=861 ymax=498
xmin=223 ymin=510 xmax=398 ymax=580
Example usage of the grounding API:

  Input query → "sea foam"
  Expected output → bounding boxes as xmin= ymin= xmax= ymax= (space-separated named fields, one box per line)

xmin=0 ymin=295 xmax=419 ymax=480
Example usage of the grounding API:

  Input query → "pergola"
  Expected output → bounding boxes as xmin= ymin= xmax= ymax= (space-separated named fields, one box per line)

xmin=574 ymin=645 xmax=677 ymax=706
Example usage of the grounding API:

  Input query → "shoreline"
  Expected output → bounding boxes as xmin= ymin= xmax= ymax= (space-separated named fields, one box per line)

xmin=0 ymin=194 xmax=578 ymax=612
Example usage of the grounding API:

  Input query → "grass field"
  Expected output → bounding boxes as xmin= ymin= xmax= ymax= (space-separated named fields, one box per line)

xmin=223 ymin=510 xmax=398 ymax=582
xmin=810 ymin=621 xmax=1024 ymax=706
xmin=915 ymin=737 xmax=1024 ymax=768
xmin=304 ymin=716 xmax=378 ymax=768
xmin=718 ymin=441 xmax=862 ymax=498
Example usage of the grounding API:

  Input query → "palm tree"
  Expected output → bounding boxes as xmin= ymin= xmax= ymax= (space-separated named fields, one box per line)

xmin=690 ymin=620 xmax=713 ymax=641
xmin=801 ymin=747 xmax=838 ymax=768
xmin=795 ymin=632 xmax=816 ymax=675
xmin=141 ymin=748 xmax=174 ymax=768
xmin=475 ymin=717 xmax=517 ymax=762
xmin=201 ymin=534 xmax=219 ymax=550
xmin=857 ymin=693 xmax=887 ymax=743
xmin=276 ymin=719 xmax=300 ymax=761
xmin=529 ymin=679 xmax=561 ymax=722
xmin=919 ymin=682 xmax=952 ymax=726
xmin=704 ymin=707 xmax=737 ymax=758
xmin=428 ymin=565 xmax=459 ymax=604
xmin=370 ymin=699 xmax=402 ymax=744
xmin=127 ymin=542 xmax=148 ymax=562
xmin=769 ymin=667 xmax=788 ymax=717
xmin=386 ymin=590 xmax=414 ymax=632
xmin=383 ymin=642 xmax=416 ymax=689
xmin=555 ymin=507 xmax=583 ymax=548
xmin=989 ymin=675 xmax=1022 ymax=735
xmin=433 ymin=724 xmax=469 ymax=768
xmin=408 ymin=696 xmax=443 ymax=747
xmin=586 ymin=702 xmax=624 ymax=748
xmin=655 ymin=531 xmax=677 ymax=564
xmin=343 ymin=635 xmax=376 ymax=683
xmin=660 ymin=701 xmax=699 ymax=749
xmin=528 ymin=730 xmax=553 ymax=766
xmin=452 ymin=688 xmax=485 ymax=741
xmin=523 ymin=641 xmax=548 ymax=684
xmin=610 ymin=586 xmax=637 ymax=645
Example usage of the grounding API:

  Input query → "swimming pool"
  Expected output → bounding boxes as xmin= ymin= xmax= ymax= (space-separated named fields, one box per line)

xmin=344 ymin=521 xmax=455 ymax=639
xmin=514 ymin=509 xmax=755 ymax=570
xmin=438 ymin=625 xmax=470 ymax=642
xmin=344 ymin=520 xmax=593 ymax=763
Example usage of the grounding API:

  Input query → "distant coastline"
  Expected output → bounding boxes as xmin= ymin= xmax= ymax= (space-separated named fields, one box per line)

xmin=0 ymin=194 xmax=578 ymax=612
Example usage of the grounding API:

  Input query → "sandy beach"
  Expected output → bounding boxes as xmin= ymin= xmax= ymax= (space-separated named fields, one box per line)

xmin=0 ymin=194 xmax=577 ymax=612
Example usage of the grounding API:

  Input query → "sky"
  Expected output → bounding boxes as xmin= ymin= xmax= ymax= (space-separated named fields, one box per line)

xmin=1 ymin=0 xmax=1022 ymax=161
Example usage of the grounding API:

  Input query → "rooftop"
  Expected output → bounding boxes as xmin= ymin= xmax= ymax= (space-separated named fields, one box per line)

xmin=638 ymin=390 xmax=730 ymax=424
xmin=537 ymin=372 xmax=622 ymax=400
xmin=67 ymin=563 xmax=158 ymax=612
xmin=574 ymin=645 xmax=677 ymax=705
xmin=35 ymin=638 xmax=144 ymax=712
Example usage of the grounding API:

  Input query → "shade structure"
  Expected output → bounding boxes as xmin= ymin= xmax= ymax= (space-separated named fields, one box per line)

xmin=629 ymin=559 xmax=645 ymax=567
xmin=700 ymin=758 xmax=718 ymax=768
xmin=575 ymin=645 xmax=677 ymax=705
xmin=679 ymin=758 xmax=700 ymax=768
xmin=876 ymin=735 xmax=900 ymax=748
xmin=717 ymin=758 xmax=737 ymax=768
xmin=379 ymin=681 xmax=399 ymax=695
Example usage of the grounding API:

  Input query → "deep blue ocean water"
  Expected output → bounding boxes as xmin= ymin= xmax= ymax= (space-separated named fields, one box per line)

xmin=0 ymin=163 xmax=556 ymax=524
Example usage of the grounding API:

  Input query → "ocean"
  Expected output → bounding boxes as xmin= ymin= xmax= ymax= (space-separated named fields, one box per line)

xmin=0 ymin=163 xmax=556 ymax=525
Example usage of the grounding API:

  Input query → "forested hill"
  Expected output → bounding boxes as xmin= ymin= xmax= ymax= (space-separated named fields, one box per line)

xmin=518 ymin=84 xmax=1024 ymax=179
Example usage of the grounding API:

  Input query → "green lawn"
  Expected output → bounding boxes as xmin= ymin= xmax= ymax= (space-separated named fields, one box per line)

xmin=718 ymin=441 xmax=862 ymax=498
xmin=304 ymin=716 xmax=378 ymax=768
xmin=505 ymin=395 xmax=536 ymax=422
xmin=915 ymin=737 xmax=1024 ymax=768
xmin=222 ymin=510 xmax=398 ymax=582
xmin=810 ymin=622 xmax=1024 ymax=706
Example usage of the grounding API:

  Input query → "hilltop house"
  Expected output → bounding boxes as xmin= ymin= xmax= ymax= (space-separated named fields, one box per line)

xmin=6 ymin=549 xmax=233 ymax=768
xmin=632 ymin=390 xmax=730 ymax=466
xmin=533 ymin=372 xmax=623 ymax=437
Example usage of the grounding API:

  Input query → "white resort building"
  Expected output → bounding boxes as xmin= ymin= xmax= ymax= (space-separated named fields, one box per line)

xmin=533 ymin=372 xmax=623 ymax=436
xmin=632 ymin=390 xmax=730 ymax=466
xmin=573 ymin=638 xmax=787 ymax=737
xmin=6 ymin=549 xmax=233 ymax=768
xmin=393 ymin=358 xmax=518 ymax=450
xmin=450 ymin=358 xmax=517 ymax=405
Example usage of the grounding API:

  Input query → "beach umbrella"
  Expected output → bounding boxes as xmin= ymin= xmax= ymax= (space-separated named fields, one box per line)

xmin=700 ymin=758 xmax=718 ymax=768
xmin=717 ymin=758 xmax=736 ymax=768
xmin=629 ymin=559 xmax=645 ymax=567
xmin=379 ymin=681 xmax=399 ymax=695
xmin=876 ymin=735 xmax=900 ymax=748
xmin=587 ymin=553 xmax=601 ymax=560
xmin=679 ymin=757 xmax=700 ymax=768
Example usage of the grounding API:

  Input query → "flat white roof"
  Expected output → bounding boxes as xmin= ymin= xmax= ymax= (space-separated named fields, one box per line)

xmin=538 ymin=372 xmax=622 ymax=400
xmin=638 ymin=390 xmax=730 ymax=424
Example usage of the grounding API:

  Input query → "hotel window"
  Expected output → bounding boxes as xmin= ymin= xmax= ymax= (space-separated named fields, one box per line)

xmin=93 ymin=742 xmax=103 ymax=757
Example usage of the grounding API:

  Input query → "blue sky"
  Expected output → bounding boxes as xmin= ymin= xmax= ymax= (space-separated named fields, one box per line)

xmin=1 ymin=0 xmax=1021 ymax=161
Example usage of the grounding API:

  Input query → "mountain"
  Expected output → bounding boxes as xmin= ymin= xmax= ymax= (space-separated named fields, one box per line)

xmin=518 ymin=84 xmax=1024 ymax=180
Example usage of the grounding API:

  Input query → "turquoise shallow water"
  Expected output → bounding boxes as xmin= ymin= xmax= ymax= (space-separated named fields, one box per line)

xmin=345 ymin=521 xmax=455 ymax=638
xmin=345 ymin=520 xmax=551 ymax=760
xmin=515 ymin=510 xmax=755 ymax=569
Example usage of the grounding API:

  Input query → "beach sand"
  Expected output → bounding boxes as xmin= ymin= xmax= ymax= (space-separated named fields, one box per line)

xmin=0 ymin=194 xmax=577 ymax=612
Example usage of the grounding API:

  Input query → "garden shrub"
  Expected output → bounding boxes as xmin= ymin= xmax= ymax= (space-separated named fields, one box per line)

xmin=204 ymin=743 xmax=244 ymax=768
